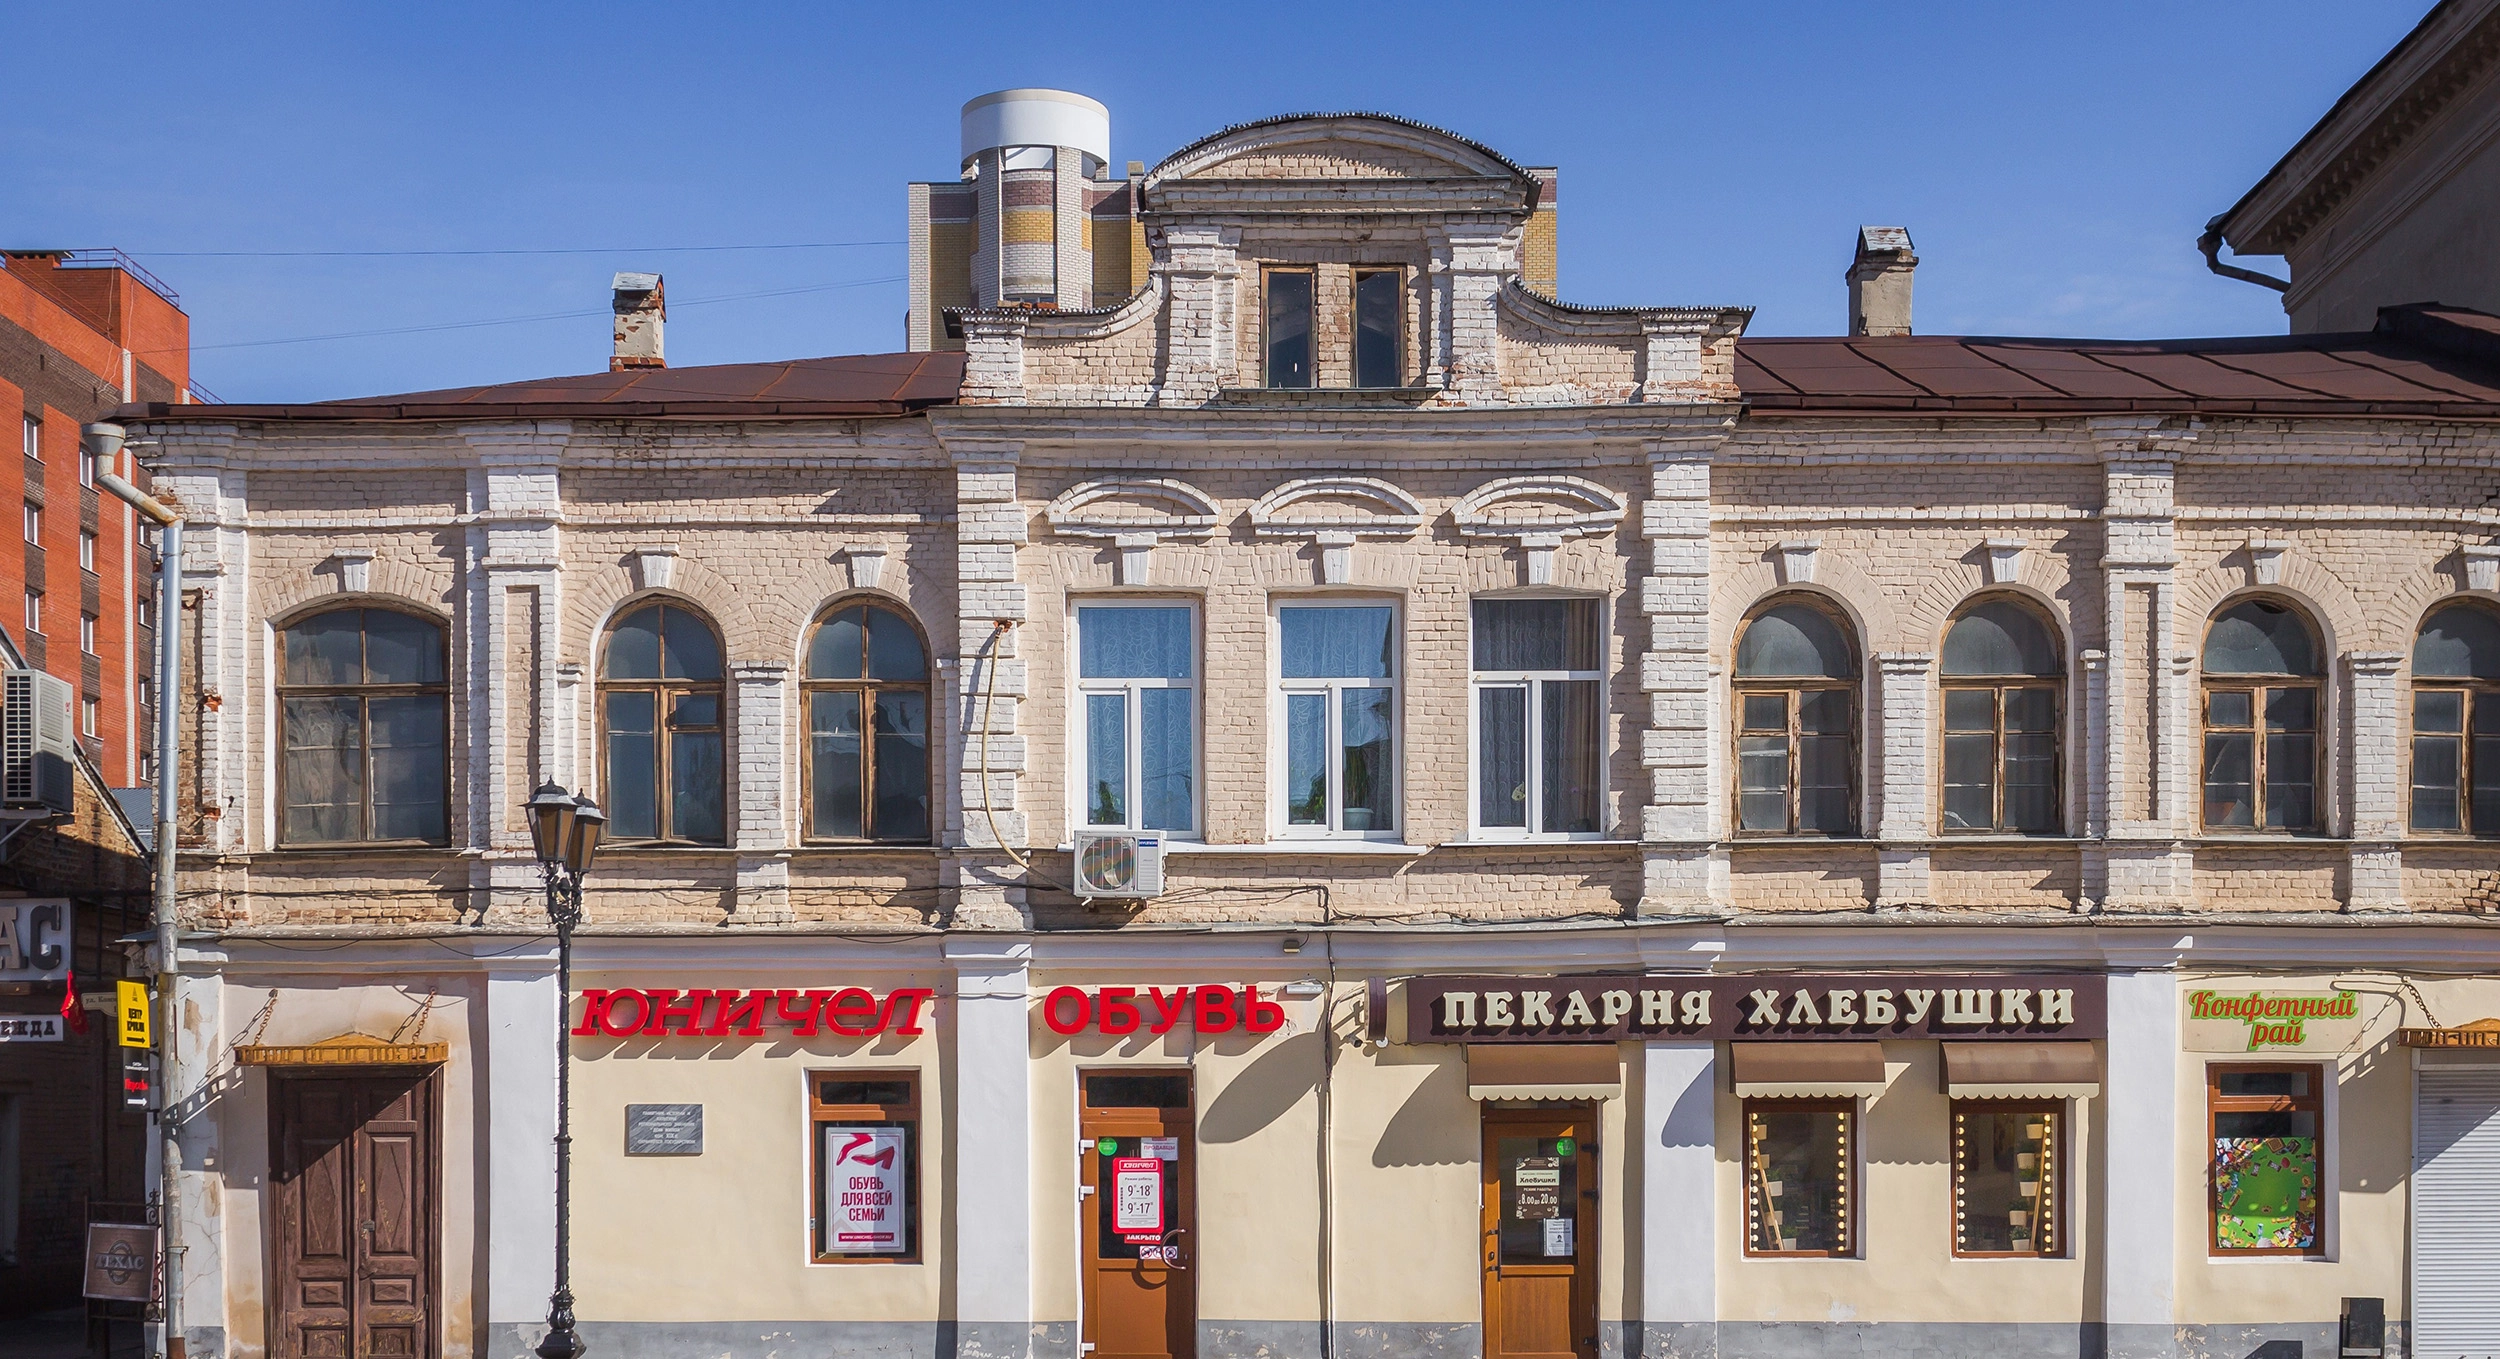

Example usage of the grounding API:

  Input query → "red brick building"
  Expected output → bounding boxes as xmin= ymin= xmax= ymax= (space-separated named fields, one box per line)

xmin=0 ymin=249 xmax=186 ymax=1338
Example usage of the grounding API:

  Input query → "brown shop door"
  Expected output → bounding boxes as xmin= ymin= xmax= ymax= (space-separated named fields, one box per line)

xmin=1080 ymin=1072 xmax=1196 ymax=1359
xmin=270 ymin=1070 xmax=440 ymax=1359
xmin=1482 ymin=1109 xmax=1597 ymax=1359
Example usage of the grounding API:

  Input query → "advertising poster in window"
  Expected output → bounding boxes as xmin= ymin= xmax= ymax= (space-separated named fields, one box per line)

xmin=1113 ymin=1156 xmax=1165 ymax=1243
xmin=823 ymin=1127 xmax=908 ymax=1254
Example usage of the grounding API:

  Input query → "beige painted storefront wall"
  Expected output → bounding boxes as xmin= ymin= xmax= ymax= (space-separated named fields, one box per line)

xmin=1715 ymin=1042 xmax=2093 ymax=1324
xmin=567 ymin=970 xmax=945 ymax=1324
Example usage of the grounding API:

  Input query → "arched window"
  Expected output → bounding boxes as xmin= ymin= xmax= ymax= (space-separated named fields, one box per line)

xmin=803 ymin=601 xmax=933 ymax=843
xmin=2201 ymin=598 xmax=2321 ymax=832
xmin=1939 ymin=599 xmax=2063 ymax=834
xmin=599 ymin=602 xmax=726 ymax=845
xmin=2410 ymin=601 xmax=2500 ymax=835
xmin=278 ymin=607 xmax=448 ymax=845
xmin=1733 ymin=599 xmax=1858 ymax=836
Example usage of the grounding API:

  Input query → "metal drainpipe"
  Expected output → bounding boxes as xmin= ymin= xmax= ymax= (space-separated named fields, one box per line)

xmin=2197 ymin=215 xmax=2291 ymax=293
xmin=97 ymin=458 xmax=183 ymax=1359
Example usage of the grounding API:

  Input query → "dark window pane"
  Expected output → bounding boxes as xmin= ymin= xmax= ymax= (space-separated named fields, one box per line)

xmin=2004 ymin=733 xmax=2058 ymax=833
xmin=1737 ymin=735 xmax=1789 ymax=832
xmin=671 ymin=728 xmax=726 ymax=843
xmin=810 ymin=690 xmax=863 ymax=838
xmin=2005 ymin=686 xmax=2057 ymax=733
xmin=1941 ymin=601 xmax=2060 ymax=677
xmin=670 ymin=691 xmax=719 ymax=728
xmin=2208 ymin=689 xmax=2253 ymax=729
xmin=1796 ymin=734 xmax=1854 ymax=834
xmin=1542 ymin=679 xmax=1602 ymax=834
xmin=2265 ymin=733 xmax=2316 ymax=831
xmin=367 ymin=696 xmax=447 ymax=842
xmin=2414 ymin=735 xmax=2463 ymax=831
xmin=2477 ymin=695 xmax=2500 ymax=736
xmin=2264 ymin=687 xmax=2315 ymax=733
xmin=1084 ymin=1074 xmax=1189 ymax=1109
xmin=1085 ymin=692 xmax=1126 ymax=826
xmin=282 ymin=695 xmax=364 ymax=842
xmin=2418 ymin=689 xmax=2465 ymax=732
xmin=2218 ymin=1069 xmax=2309 ymax=1098
xmin=1354 ymin=271 xmax=1400 ymax=389
xmin=363 ymin=611 xmax=445 ymax=684
xmin=1942 ymin=731 xmax=1996 ymax=831
xmin=1797 ymin=687 xmax=1853 ymax=734
xmin=1478 ymin=686 xmax=1528 ymax=828
xmin=285 ymin=611 xmax=364 ymax=686
xmin=809 ymin=607 xmax=865 ymax=680
xmin=2205 ymin=600 xmax=2317 ymax=676
xmin=2471 ymin=736 xmax=2500 ymax=836
xmin=1736 ymin=604 xmax=1855 ymax=679
xmin=605 ymin=690 xmax=659 ymax=839
xmin=1078 ymin=607 xmax=1192 ymax=680
xmin=1282 ymin=607 xmax=1394 ymax=679
xmin=604 ymin=605 xmax=663 ymax=680
xmin=819 ymin=1079 xmax=913 ymax=1108
xmin=1473 ymin=598 xmax=1600 ymax=672
xmin=661 ymin=607 xmax=723 ymax=681
xmin=2204 ymin=733 xmax=2255 ymax=828
xmin=1495 ymin=1136 xmax=1582 ymax=1266
xmin=1943 ymin=688 xmax=1996 ymax=733
xmin=1341 ymin=688 xmax=1395 ymax=833
xmin=1139 ymin=688 xmax=1194 ymax=833
xmin=1741 ymin=693 xmax=1788 ymax=732
xmin=1747 ymin=1106 xmax=1850 ymax=1254
xmin=2214 ymin=1110 xmax=2318 ymax=1139
xmin=2414 ymin=604 xmax=2500 ymax=680
xmin=866 ymin=607 xmax=928 ymax=681
xmin=1286 ymin=691 xmax=1327 ymax=826
xmin=873 ymin=691 xmax=931 ymax=842
xmin=1266 ymin=270 xmax=1314 ymax=388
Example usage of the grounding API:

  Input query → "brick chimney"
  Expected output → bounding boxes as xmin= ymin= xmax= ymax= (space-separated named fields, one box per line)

xmin=1846 ymin=227 xmax=1915 ymax=337
xmin=611 ymin=272 xmax=665 ymax=370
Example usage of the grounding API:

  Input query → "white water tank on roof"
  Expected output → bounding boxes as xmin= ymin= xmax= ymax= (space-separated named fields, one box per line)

xmin=960 ymin=89 xmax=1110 ymax=171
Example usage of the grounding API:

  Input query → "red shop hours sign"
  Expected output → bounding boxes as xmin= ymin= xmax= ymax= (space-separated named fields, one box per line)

xmin=1112 ymin=1157 xmax=1164 ymax=1242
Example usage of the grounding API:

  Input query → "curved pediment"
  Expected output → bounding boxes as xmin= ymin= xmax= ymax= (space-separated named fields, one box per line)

xmin=1248 ymin=476 xmax=1426 ymax=539
xmin=1151 ymin=113 xmax=1534 ymax=185
xmin=1451 ymin=475 xmax=1627 ymax=541
xmin=1044 ymin=477 xmax=1221 ymax=540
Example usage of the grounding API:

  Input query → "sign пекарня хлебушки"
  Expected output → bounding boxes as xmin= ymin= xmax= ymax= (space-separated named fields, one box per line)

xmin=1403 ymin=974 xmax=2107 ymax=1043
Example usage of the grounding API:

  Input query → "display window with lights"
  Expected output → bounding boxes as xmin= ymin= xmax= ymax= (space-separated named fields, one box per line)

xmin=1742 ymin=1100 xmax=1855 ymax=1257
xmin=1951 ymin=1102 xmax=2063 ymax=1257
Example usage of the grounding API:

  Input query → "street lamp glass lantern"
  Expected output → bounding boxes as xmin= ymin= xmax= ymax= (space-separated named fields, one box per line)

xmin=526 ymin=782 xmax=579 ymax=870
xmin=564 ymin=796 xmax=605 ymax=877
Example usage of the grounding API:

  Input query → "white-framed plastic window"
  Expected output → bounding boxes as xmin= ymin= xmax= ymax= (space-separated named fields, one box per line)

xmin=1072 ymin=599 xmax=1200 ymax=837
xmin=1272 ymin=598 xmax=1401 ymax=839
xmin=1469 ymin=594 xmax=1608 ymax=840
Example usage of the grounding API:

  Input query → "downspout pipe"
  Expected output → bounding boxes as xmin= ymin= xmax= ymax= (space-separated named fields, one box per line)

xmin=89 ymin=426 xmax=185 ymax=1359
xmin=2198 ymin=214 xmax=2290 ymax=293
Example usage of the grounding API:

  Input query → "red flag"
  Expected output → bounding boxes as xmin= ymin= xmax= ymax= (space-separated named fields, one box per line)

xmin=59 ymin=959 xmax=89 ymax=1036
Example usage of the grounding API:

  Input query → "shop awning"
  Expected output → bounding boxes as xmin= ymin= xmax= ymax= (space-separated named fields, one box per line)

xmin=1941 ymin=1041 xmax=2100 ymax=1099
xmin=1729 ymin=1042 xmax=1888 ymax=1098
xmin=1467 ymin=1044 xmax=1622 ymax=1101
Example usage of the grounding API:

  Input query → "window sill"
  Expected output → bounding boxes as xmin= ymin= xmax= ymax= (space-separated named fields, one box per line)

xmin=797 ymin=842 xmax=942 ymax=855
xmin=267 ymin=842 xmax=459 ymax=855
xmin=1059 ymin=840 xmax=1432 ymax=858
xmin=1443 ymin=838 xmax=1639 ymax=848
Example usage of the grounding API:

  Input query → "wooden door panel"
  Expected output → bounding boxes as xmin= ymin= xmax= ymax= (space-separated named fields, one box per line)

xmin=272 ymin=1072 xmax=437 ymax=1359
xmin=1082 ymin=1106 xmax=1194 ymax=1359
xmin=1482 ymin=1112 xmax=1596 ymax=1359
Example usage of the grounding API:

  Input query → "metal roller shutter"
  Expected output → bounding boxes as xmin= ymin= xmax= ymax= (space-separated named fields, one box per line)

xmin=2413 ymin=1065 xmax=2500 ymax=1355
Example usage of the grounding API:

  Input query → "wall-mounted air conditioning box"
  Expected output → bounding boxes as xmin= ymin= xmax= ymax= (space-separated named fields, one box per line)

xmin=1071 ymin=831 xmax=1164 ymax=899
xmin=3 ymin=669 xmax=77 ymax=814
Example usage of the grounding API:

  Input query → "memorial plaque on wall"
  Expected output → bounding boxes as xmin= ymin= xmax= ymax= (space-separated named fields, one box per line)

xmin=625 ymin=1103 xmax=704 ymax=1155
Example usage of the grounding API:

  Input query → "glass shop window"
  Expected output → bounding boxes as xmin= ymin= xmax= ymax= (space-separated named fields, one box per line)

xmin=1265 ymin=268 xmax=1315 ymax=388
xmin=2208 ymin=1065 xmax=2324 ymax=1256
xmin=1353 ymin=269 xmax=1402 ymax=388
xmin=811 ymin=1073 xmax=919 ymax=1263
xmin=1952 ymin=1102 xmax=2063 ymax=1256
xmin=1744 ymin=1101 xmax=1854 ymax=1257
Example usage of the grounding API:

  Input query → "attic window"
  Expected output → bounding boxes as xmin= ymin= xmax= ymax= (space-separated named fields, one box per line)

xmin=1265 ymin=268 xmax=1314 ymax=388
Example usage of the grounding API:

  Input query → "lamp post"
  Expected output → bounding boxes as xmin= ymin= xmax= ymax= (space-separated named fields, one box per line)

xmin=524 ymin=781 xmax=605 ymax=1359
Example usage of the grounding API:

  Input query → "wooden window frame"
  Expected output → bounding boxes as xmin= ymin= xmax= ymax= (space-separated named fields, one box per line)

xmin=2200 ymin=679 xmax=2323 ymax=833
xmin=2409 ymin=681 xmax=2500 ymax=838
xmin=799 ymin=599 xmax=936 ymax=846
xmin=275 ymin=607 xmax=453 ymax=849
xmin=809 ymin=1070 xmax=921 ymax=1265
xmin=1741 ymin=1097 xmax=1857 ymax=1258
xmin=1948 ymin=1099 xmax=2066 ymax=1258
xmin=2206 ymin=1062 xmax=2326 ymax=1258
xmin=1730 ymin=680 xmax=1860 ymax=838
xmin=1938 ymin=680 xmax=2064 ymax=835
xmin=596 ymin=604 xmax=727 ymax=847
xmin=1351 ymin=268 xmax=1405 ymax=389
xmin=1263 ymin=266 xmax=1317 ymax=389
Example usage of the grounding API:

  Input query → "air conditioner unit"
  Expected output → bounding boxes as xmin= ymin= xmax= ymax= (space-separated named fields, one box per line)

xmin=1071 ymin=830 xmax=1164 ymax=899
xmin=3 ymin=669 xmax=77 ymax=814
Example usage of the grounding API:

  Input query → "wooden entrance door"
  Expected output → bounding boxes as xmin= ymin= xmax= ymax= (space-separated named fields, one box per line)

xmin=1481 ymin=1108 xmax=1597 ymax=1359
xmin=270 ymin=1069 xmax=439 ymax=1359
xmin=1080 ymin=1072 xmax=1196 ymax=1359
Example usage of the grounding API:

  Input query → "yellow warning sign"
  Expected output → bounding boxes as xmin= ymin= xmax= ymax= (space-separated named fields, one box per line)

xmin=116 ymin=980 xmax=150 ymax=1050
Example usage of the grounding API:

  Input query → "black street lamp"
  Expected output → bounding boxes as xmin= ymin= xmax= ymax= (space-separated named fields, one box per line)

xmin=524 ymin=781 xmax=605 ymax=1359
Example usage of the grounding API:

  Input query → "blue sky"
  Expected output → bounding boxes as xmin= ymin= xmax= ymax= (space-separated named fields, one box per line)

xmin=4 ymin=1 xmax=2432 ymax=403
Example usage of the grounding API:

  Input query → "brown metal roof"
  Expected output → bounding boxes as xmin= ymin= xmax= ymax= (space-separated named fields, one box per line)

xmin=1737 ymin=308 xmax=2500 ymax=418
xmin=115 ymin=350 xmax=966 ymax=422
